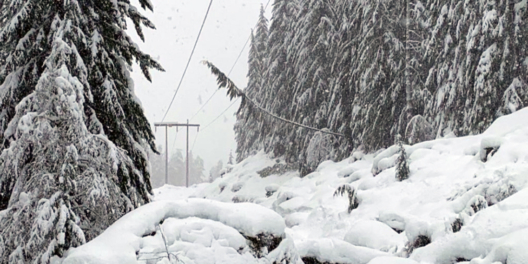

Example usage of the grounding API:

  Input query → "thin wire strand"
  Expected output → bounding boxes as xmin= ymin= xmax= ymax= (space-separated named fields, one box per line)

xmin=200 ymin=99 xmax=239 ymax=133
xmin=161 ymin=0 xmax=214 ymax=122
xmin=189 ymin=90 xmax=219 ymax=121
xmin=189 ymin=29 xmax=251 ymax=122
xmin=190 ymin=133 xmax=199 ymax=152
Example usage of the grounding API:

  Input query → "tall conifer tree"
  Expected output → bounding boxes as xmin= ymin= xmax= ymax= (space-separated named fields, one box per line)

xmin=235 ymin=5 xmax=268 ymax=161
xmin=0 ymin=0 xmax=163 ymax=262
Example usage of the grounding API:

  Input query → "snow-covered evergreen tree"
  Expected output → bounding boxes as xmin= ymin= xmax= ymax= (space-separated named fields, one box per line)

xmin=0 ymin=0 xmax=163 ymax=262
xmin=168 ymin=150 xmax=185 ymax=186
xmin=396 ymin=136 xmax=410 ymax=181
xmin=260 ymin=0 xmax=299 ymax=158
xmin=423 ymin=0 xmax=528 ymax=136
xmin=190 ymin=154 xmax=205 ymax=185
xmin=208 ymin=160 xmax=224 ymax=182
xmin=148 ymin=145 xmax=165 ymax=188
xmin=228 ymin=150 xmax=234 ymax=165
xmin=235 ymin=5 xmax=269 ymax=161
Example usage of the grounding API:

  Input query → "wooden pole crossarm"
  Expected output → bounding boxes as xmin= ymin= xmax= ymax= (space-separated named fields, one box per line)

xmin=155 ymin=122 xmax=200 ymax=130
xmin=155 ymin=121 xmax=200 ymax=187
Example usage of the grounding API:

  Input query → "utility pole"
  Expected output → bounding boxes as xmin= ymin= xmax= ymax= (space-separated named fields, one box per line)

xmin=186 ymin=120 xmax=190 ymax=188
xmin=154 ymin=121 xmax=200 ymax=187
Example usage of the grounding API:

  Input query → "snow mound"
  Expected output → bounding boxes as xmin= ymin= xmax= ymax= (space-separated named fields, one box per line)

xmin=367 ymin=256 xmax=419 ymax=264
xmin=297 ymin=238 xmax=388 ymax=264
xmin=344 ymin=220 xmax=406 ymax=253
xmin=61 ymin=199 xmax=298 ymax=264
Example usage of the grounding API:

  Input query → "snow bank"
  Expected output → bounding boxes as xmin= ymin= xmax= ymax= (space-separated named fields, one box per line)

xmin=61 ymin=199 xmax=290 ymax=264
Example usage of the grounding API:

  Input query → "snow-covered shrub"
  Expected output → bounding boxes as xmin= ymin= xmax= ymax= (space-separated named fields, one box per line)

xmin=245 ymin=233 xmax=283 ymax=258
xmin=484 ymin=180 xmax=516 ymax=206
xmin=396 ymin=138 xmax=410 ymax=181
xmin=219 ymin=182 xmax=227 ymax=193
xmin=334 ymin=185 xmax=359 ymax=213
xmin=266 ymin=184 xmax=280 ymax=197
xmin=451 ymin=218 xmax=463 ymax=233
xmin=258 ymin=162 xmax=298 ymax=178
xmin=232 ymin=195 xmax=254 ymax=203
xmin=405 ymin=115 xmax=434 ymax=145
xmin=464 ymin=195 xmax=488 ymax=216
xmin=479 ymin=137 xmax=503 ymax=162
xmin=377 ymin=212 xmax=406 ymax=234
xmin=306 ymin=130 xmax=334 ymax=173
xmin=404 ymin=235 xmax=431 ymax=256
xmin=232 ymin=182 xmax=244 ymax=192
xmin=371 ymin=146 xmax=399 ymax=176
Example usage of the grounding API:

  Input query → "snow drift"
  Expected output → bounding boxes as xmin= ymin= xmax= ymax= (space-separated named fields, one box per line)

xmin=60 ymin=199 xmax=301 ymax=264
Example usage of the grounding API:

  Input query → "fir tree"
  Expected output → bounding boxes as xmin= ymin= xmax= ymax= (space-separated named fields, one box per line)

xmin=168 ymin=150 xmax=185 ymax=186
xmin=228 ymin=150 xmax=234 ymax=165
xmin=190 ymin=154 xmax=205 ymax=185
xmin=260 ymin=0 xmax=299 ymax=159
xmin=235 ymin=5 xmax=269 ymax=161
xmin=148 ymin=145 xmax=166 ymax=188
xmin=208 ymin=160 xmax=224 ymax=182
xmin=396 ymin=136 xmax=410 ymax=181
xmin=0 ymin=0 xmax=163 ymax=262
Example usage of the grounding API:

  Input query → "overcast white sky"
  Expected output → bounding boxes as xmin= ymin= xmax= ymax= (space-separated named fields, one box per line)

xmin=129 ymin=0 xmax=272 ymax=174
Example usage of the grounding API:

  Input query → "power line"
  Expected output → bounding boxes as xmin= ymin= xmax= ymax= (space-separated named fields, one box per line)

xmin=189 ymin=90 xmax=219 ymax=121
xmin=161 ymin=0 xmax=214 ymax=122
xmin=190 ymin=98 xmax=238 ymax=153
xmin=189 ymin=29 xmax=251 ymax=122
xmin=190 ymin=133 xmax=199 ymax=152
xmin=201 ymin=98 xmax=239 ymax=133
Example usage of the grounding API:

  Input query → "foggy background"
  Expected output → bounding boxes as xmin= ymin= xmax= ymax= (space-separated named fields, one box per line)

xmin=129 ymin=0 xmax=272 ymax=185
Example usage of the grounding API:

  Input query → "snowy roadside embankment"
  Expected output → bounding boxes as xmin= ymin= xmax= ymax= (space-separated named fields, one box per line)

xmin=60 ymin=108 xmax=528 ymax=264
xmin=190 ymin=108 xmax=528 ymax=264
xmin=61 ymin=199 xmax=301 ymax=264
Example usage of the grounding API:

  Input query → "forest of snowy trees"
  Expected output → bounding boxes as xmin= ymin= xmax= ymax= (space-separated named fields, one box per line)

xmin=235 ymin=0 xmax=528 ymax=174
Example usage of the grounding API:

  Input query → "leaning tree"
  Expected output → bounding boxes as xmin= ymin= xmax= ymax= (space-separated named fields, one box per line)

xmin=0 ymin=0 xmax=163 ymax=262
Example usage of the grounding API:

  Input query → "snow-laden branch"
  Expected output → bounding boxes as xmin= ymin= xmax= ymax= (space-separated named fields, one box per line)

xmin=202 ymin=60 xmax=345 ymax=138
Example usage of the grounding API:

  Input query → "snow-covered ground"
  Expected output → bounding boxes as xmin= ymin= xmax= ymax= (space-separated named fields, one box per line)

xmin=60 ymin=108 xmax=528 ymax=264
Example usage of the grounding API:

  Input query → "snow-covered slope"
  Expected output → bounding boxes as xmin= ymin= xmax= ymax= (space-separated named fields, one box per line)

xmin=60 ymin=108 xmax=528 ymax=264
